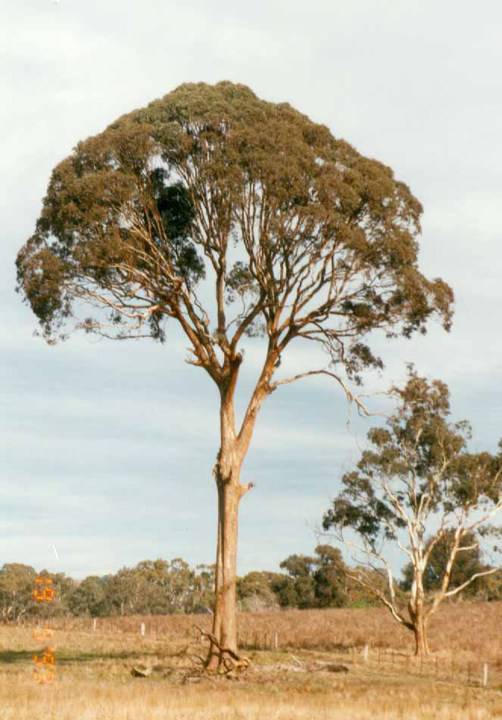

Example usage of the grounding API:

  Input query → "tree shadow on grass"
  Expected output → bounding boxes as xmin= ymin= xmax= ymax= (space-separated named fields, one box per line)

xmin=0 ymin=650 xmax=34 ymax=664
xmin=0 ymin=649 xmax=160 ymax=665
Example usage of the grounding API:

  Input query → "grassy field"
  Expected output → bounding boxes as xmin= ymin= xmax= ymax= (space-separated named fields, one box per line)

xmin=0 ymin=602 xmax=501 ymax=719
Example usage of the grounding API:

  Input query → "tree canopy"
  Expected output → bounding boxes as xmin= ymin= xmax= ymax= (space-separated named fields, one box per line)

xmin=17 ymin=81 xmax=452 ymax=384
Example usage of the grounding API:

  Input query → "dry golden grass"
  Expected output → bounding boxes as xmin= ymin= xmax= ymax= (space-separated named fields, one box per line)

xmin=47 ymin=599 xmax=502 ymax=659
xmin=0 ymin=671 xmax=500 ymax=720
xmin=0 ymin=602 xmax=500 ymax=719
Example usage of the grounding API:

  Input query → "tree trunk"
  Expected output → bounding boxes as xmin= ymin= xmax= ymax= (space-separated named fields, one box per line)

xmin=206 ymin=381 xmax=247 ymax=670
xmin=206 ymin=474 xmax=241 ymax=669
xmin=205 ymin=358 xmax=269 ymax=670
xmin=413 ymin=615 xmax=429 ymax=656
xmin=409 ymin=572 xmax=430 ymax=656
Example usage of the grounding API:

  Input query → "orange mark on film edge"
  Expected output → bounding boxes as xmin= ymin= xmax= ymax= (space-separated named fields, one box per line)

xmin=33 ymin=666 xmax=56 ymax=685
xmin=32 ymin=577 xmax=57 ymax=683
xmin=32 ymin=588 xmax=56 ymax=603
xmin=33 ymin=649 xmax=56 ymax=665
xmin=32 ymin=577 xmax=56 ymax=604
xmin=32 ymin=627 xmax=54 ymax=642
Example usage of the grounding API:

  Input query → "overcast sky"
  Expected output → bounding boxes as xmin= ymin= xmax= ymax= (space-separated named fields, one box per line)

xmin=1 ymin=0 xmax=501 ymax=579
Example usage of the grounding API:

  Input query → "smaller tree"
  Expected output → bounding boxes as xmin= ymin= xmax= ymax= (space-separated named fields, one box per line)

xmin=237 ymin=571 xmax=280 ymax=611
xmin=68 ymin=576 xmax=111 ymax=617
xmin=190 ymin=564 xmax=215 ymax=614
xmin=105 ymin=566 xmax=149 ymax=616
xmin=312 ymin=545 xmax=349 ymax=608
xmin=278 ymin=554 xmax=317 ymax=609
xmin=31 ymin=571 xmax=76 ymax=618
xmin=323 ymin=368 xmax=502 ymax=655
xmin=273 ymin=546 xmax=349 ymax=609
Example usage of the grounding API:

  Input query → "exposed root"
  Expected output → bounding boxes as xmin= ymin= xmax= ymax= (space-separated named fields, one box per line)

xmin=129 ymin=630 xmax=251 ymax=683
xmin=195 ymin=626 xmax=250 ymax=678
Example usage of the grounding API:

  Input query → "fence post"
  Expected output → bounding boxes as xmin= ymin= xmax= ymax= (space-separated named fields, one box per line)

xmin=363 ymin=644 xmax=369 ymax=662
xmin=92 ymin=618 xmax=97 ymax=632
xmin=273 ymin=632 xmax=279 ymax=651
xmin=482 ymin=663 xmax=488 ymax=688
xmin=140 ymin=622 xmax=145 ymax=637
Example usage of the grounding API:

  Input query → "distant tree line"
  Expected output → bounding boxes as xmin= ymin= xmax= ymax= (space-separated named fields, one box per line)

xmin=0 ymin=559 xmax=215 ymax=622
xmin=1 ymin=543 xmax=500 ymax=622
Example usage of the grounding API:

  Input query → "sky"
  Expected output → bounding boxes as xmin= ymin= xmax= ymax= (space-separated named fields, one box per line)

xmin=1 ymin=0 xmax=501 ymax=579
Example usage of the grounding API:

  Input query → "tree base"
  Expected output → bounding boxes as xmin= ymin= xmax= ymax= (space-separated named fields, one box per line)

xmin=196 ymin=626 xmax=250 ymax=677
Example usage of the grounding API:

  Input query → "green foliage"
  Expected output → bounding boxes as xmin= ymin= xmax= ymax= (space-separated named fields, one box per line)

xmin=312 ymin=545 xmax=349 ymax=608
xmin=0 ymin=559 xmax=216 ymax=621
xmin=31 ymin=571 xmax=76 ymax=619
xmin=253 ymin=545 xmax=350 ymax=609
xmin=242 ymin=548 xmax=387 ymax=610
xmin=476 ymin=569 xmax=502 ymax=601
xmin=103 ymin=559 xmax=214 ymax=615
xmin=323 ymin=368 xmax=502 ymax=551
xmin=0 ymin=545 xmax=498 ymax=623
xmin=237 ymin=571 xmax=282 ymax=611
xmin=0 ymin=563 xmax=37 ymax=622
xmin=17 ymin=81 xmax=452 ymax=366
xmin=68 ymin=576 xmax=111 ymax=617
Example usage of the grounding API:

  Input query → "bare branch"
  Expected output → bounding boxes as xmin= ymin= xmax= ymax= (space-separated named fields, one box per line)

xmin=443 ymin=568 xmax=500 ymax=599
xmin=270 ymin=368 xmax=383 ymax=418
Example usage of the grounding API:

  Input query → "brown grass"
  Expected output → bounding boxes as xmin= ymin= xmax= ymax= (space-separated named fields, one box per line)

xmin=0 ymin=672 xmax=500 ymax=720
xmin=1 ymin=601 xmax=500 ymax=719
xmin=47 ymin=599 xmax=502 ymax=657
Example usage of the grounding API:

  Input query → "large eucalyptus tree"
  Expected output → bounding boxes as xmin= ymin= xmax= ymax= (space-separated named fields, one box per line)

xmin=16 ymin=82 xmax=452 ymax=667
